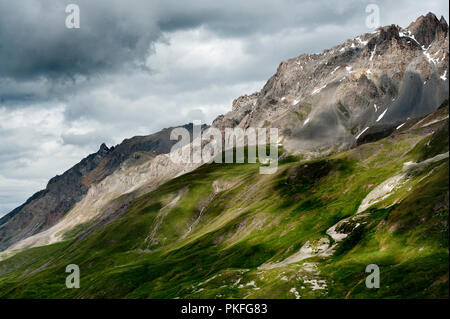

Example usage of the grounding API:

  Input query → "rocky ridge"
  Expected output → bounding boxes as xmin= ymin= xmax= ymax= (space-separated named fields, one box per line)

xmin=1 ymin=13 xmax=448 ymax=253
xmin=0 ymin=124 xmax=197 ymax=250
xmin=212 ymin=12 xmax=448 ymax=155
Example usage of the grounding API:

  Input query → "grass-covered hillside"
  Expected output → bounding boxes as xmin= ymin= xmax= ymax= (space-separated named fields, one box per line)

xmin=0 ymin=105 xmax=448 ymax=299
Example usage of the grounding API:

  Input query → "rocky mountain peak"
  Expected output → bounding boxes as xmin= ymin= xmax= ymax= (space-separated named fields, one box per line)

xmin=440 ymin=15 xmax=448 ymax=29
xmin=211 ymin=12 xmax=448 ymax=155
xmin=99 ymin=142 xmax=109 ymax=152
xmin=97 ymin=142 xmax=112 ymax=157
xmin=378 ymin=24 xmax=401 ymax=41
xmin=231 ymin=93 xmax=259 ymax=112
xmin=407 ymin=12 xmax=448 ymax=47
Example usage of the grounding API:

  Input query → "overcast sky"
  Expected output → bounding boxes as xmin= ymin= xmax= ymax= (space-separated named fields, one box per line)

xmin=0 ymin=0 xmax=448 ymax=216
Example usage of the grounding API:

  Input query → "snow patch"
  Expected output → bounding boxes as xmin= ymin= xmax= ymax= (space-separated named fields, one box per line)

xmin=355 ymin=127 xmax=369 ymax=140
xmin=369 ymin=44 xmax=377 ymax=61
xmin=400 ymin=30 xmax=421 ymax=46
xmin=376 ymin=108 xmax=387 ymax=122
xmin=355 ymin=37 xmax=368 ymax=46
xmin=330 ymin=66 xmax=340 ymax=75
xmin=396 ymin=123 xmax=405 ymax=130
xmin=312 ymin=84 xmax=327 ymax=95
xmin=422 ymin=46 xmax=438 ymax=65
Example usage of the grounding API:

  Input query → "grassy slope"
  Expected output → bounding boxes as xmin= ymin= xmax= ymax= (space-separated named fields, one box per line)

xmin=0 ymin=108 xmax=448 ymax=299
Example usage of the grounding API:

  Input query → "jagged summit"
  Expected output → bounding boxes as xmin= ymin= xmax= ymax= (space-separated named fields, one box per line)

xmin=212 ymin=12 xmax=449 ymax=154
xmin=440 ymin=15 xmax=448 ymax=27
xmin=99 ymin=142 xmax=110 ymax=153
xmin=407 ymin=12 xmax=448 ymax=47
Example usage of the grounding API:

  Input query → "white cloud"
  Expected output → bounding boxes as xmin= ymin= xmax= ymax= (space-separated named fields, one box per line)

xmin=147 ymin=27 xmax=251 ymax=73
xmin=0 ymin=105 xmax=94 ymax=215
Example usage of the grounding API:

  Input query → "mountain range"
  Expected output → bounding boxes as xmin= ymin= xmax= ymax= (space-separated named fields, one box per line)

xmin=0 ymin=12 xmax=448 ymax=298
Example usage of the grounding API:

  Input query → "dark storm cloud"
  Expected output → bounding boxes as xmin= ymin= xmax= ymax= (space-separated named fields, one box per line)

xmin=0 ymin=0 xmax=367 ymax=82
xmin=1 ymin=0 xmax=447 ymax=103
xmin=156 ymin=0 xmax=362 ymax=35
xmin=1 ymin=0 xmax=449 ymax=83
xmin=0 ymin=0 xmax=161 ymax=80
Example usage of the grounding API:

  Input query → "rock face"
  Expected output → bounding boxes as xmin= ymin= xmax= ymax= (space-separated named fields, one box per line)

xmin=1 ymin=13 xmax=448 ymax=252
xmin=212 ymin=93 xmax=259 ymax=132
xmin=212 ymin=12 xmax=449 ymax=155
xmin=407 ymin=12 xmax=448 ymax=47
xmin=0 ymin=124 xmax=196 ymax=250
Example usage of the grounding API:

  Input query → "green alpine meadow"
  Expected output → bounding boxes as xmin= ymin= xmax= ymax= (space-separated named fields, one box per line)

xmin=0 ymin=7 xmax=448 ymax=301
xmin=0 ymin=102 xmax=448 ymax=298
